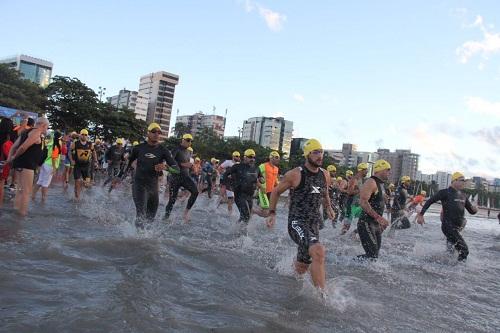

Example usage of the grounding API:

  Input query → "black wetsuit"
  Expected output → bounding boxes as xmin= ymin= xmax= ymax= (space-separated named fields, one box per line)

xmin=227 ymin=162 xmax=261 ymax=223
xmin=103 ymin=145 xmax=125 ymax=186
xmin=391 ymin=185 xmax=410 ymax=229
xmin=125 ymin=143 xmax=177 ymax=228
xmin=420 ymin=187 xmax=476 ymax=261
xmin=357 ymin=176 xmax=385 ymax=259
xmin=288 ymin=166 xmax=326 ymax=264
xmin=164 ymin=146 xmax=199 ymax=219
xmin=72 ymin=140 xmax=93 ymax=180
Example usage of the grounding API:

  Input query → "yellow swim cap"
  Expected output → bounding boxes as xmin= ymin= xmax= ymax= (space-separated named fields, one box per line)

xmin=373 ymin=159 xmax=391 ymax=173
xmin=187 ymin=147 xmax=193 ymax=152
xmin=148 ymin=123 xmax=161 ymax=132
xmin=303 ymin=139 xmax=322 ymax=157
xmin=133 ymin=141 xmax=139 ymax=146
xmin=401 ymin=175 xmax=411 ymax=183
xmin=195 ymin=157 xmax=201 ymax=161
xmin=116 ymin=138 xmax=124 ymax=145
xmin=182 ymin=133 xmax=193 ymax=140
xmin=244 ymin=149 xmax=256 ymax=157
xmin=357 ymin=162 xmax=368 ymax=171
xmin=451 ymin=172 xmax=464 ymax=182
xmin=346 ymin=170 xmax=354 ymax=177
xmin=269 ymin=151 xmax=280 ymax=158
xmin=232 ymin=151 xmax=240 ymax=157
xmin=420 ymin=190 xmax=426 ymax=196
xmin=336 ymin=176 xmax=343 ymax=181
xmin=327 ymin=165 xmax=337 ymax=172
xmin=80 ymin=129 xmax=89 ymax=135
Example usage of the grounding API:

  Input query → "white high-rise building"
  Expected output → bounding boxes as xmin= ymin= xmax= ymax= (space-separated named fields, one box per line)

xmin=0 ymin=54 xmax=53 ymax=87
xmin=436 ymin=171 xmax=452 ymax=190
xmin=241 ymin=117 xmax=293 ymax=157
xmin=107 ymin=89 xmax=149 ymax=122
xmin=139 ymin=71 xmax=179 ymax=139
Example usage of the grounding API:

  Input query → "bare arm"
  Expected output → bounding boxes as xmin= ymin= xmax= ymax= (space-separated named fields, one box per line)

xmin=8 ymin=131 xmax=39 ymax=162
xmin=7 ymin=135 xmax=23 ymax=161
xmin=69 ymin=143 xmax=75 ymax=165
xmin=322 ymin=170 xmax=335 ymax=219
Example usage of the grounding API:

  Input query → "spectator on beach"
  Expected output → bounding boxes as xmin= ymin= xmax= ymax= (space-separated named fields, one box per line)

xmin=0 ymin=117 xmax=15 ymax=207
xmin=7 ymin=117 xmax=50 ymax=216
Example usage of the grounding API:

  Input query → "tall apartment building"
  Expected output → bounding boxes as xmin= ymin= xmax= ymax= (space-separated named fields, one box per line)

xmin=139 ymin=71 xmax=179 ymax=139
xmin=0 ymin=54 xmax=53 ymax=87
xmin=290 ymin=138 xmax=309 ymax=156
xmin=241 ymin=117 xmax=293 ymax=157
xmin=107 ymin=89 xmax=148 ymax=121
xmin=175 ymin=112 xmax=226 ymax=138
xmin=436 ymin=171 xmax=452 ymax=190
xmin=377 ymin=148 xmax=419 ymax=184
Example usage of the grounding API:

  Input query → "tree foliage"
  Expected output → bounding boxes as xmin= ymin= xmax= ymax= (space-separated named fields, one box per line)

xmin=45 ymin=76 xmax=99 ymax=131
xmin=45 ymin=76 xmax=146 ymax=141
xmin=0 ymin=64 xmax=46 ymax=114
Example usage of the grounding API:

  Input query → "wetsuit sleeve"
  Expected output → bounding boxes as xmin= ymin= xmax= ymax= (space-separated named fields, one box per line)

xmin=420 ymin=189 xmax=446 ymax=215
xmin=464 ymin=197 xmax=476 ymax=215
xmin=162 ymin=147 xmax=179 ymax=174
xmin=119 ymin=146 xmax=138 ymax=178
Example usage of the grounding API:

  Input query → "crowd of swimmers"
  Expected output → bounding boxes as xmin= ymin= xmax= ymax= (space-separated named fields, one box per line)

xmin=1 ymin=116 xmax=499 ymax=297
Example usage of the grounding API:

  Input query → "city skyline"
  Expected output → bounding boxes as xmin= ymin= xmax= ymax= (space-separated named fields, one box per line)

xmin=1 ymin=1 xmax=499 ymax=178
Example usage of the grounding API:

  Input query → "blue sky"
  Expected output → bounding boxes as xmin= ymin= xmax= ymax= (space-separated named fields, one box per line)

xmin=1 ymin=0 xmax=499 ymax=178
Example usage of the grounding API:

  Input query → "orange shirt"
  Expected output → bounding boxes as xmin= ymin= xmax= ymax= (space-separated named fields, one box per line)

xmin=413 ymin=194 xmax=424 ymax=204
xmin=264 ymin=162 xmax=279 ymax=193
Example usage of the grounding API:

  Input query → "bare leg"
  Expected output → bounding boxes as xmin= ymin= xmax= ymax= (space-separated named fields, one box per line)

xmin=308 ymin=243 xmax=326 ymax=290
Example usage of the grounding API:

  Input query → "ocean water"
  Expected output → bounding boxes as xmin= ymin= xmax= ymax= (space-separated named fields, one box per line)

xmin=1 ymin=184 xmax=499 ymax=332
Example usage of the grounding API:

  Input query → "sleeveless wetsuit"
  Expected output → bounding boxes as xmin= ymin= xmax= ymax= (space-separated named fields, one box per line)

xmin=357 ymin=176 xmax=385 ymax=259
xmin=288 ymin=166 xmax=326 ymax=264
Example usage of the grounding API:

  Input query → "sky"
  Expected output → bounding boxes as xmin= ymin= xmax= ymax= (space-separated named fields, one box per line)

xmin=1 ymin=0 xmax=499 ymax=179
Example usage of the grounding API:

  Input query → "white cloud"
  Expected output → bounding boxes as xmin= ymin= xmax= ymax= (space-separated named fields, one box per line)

xmin=239 ymin=0 xmax=286 ymax=32
xmin=257 ymin=6 xmax=286 ymax=32
xmin=457 ymin=15 xmax=500 ymax=65
xmin=466 ymin=96 xmax=500 ymax=117
xmin=293 ymin=93 xmax=304 ymax=103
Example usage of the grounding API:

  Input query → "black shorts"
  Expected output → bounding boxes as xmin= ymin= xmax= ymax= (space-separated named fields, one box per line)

xmin=288 ymin=220 xmax=320 ymax=264
xmin=74 ymin=164 xmax=90 ymax=180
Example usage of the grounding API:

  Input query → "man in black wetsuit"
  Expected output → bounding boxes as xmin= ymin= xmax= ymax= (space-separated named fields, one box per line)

xmin=118 ymin=123 xmax=178 ymax=229
xmin=103 ymin=138 xmax=125 ymax=186
xmin=391 ymin=175 xmax=411 ymax=229
xmin=226 ymin=149 xmax=263 ymax=223
xmin=416 ymin=172 xmax=478 ymax=261
xmin=357 ymin=159 xmax=391 ymax=260
xmin=266 ymin=139 xmax=335 ymax=294
xmin=164 ymin=133 xmax=199 ymax=223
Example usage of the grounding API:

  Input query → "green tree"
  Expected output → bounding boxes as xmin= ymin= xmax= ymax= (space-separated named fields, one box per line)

xmin=93 ymin=104 xmax=147 ymax=142
xmin=0 ymin=64 xmax=46 ymax=114
xmin=45 ymin=76 xmax=99 ymax=132
xmin=173 ymin=122 xmax=192 ymax=138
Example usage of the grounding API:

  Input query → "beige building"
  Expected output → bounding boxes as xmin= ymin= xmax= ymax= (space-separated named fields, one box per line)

xmin=176 ymin=112 xmax=226 ymax=138
xmin=139 ymin=71 xmax=179 ymax=139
